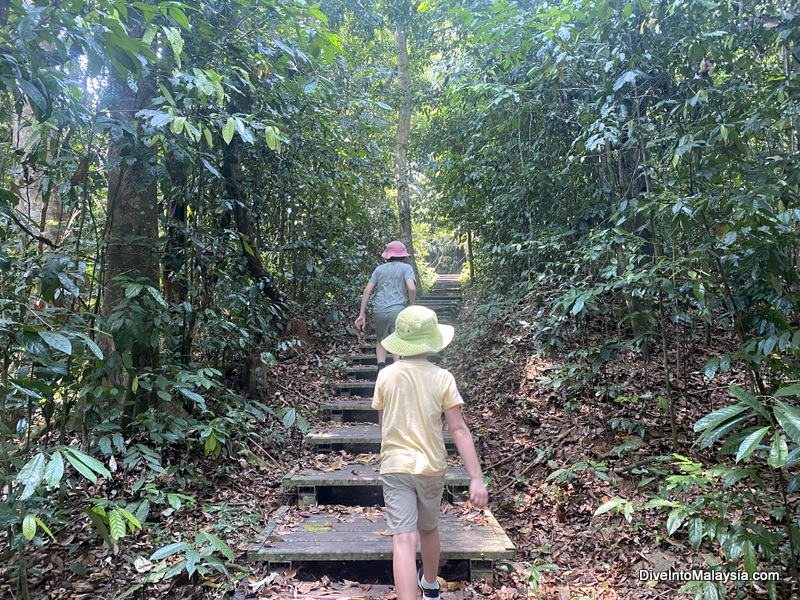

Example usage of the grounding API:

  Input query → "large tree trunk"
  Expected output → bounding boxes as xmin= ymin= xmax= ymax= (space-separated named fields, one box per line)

xmin=103 ymin=71 xmax=160 ymax=422
xmin=393 ymin=24 xmax=420 ymax=284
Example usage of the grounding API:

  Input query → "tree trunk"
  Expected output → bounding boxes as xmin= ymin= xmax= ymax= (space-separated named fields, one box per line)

xmin=12 ymin=103 xmax=71 ymax=248
xmin=221 ymin=135 xmax=281 ymax=305
xmin=103 ymin=70 xmax=160 ymax=422
xmin=393 ymin=24 xmax=420 ymax=284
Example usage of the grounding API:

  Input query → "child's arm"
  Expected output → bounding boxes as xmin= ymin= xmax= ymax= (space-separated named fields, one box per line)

xmin=355 ymin=281 xmax=376 ymax=330
xmin=406 ymin=278 xmax=416 ymax=305
xmin=444 ymin=406 xmax=488 ymax=508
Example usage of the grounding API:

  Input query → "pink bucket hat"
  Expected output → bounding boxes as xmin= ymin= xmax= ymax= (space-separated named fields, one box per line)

xmin=381 ymin=240 xmax=410 ymax=259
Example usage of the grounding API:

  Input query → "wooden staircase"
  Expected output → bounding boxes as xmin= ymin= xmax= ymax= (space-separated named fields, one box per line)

xmin=248 ymin=274 xmax=514 ymax=587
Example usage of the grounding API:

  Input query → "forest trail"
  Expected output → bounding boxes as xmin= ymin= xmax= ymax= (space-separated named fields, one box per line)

xmin=247 ymin=275 xmax=515 ymax=595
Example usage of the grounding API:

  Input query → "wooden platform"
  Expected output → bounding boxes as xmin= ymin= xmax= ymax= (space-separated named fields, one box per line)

xmin=246 ymin=275 xmax=515 ymax=585
xmin=249 ymin=505 xmax=515 ymax=580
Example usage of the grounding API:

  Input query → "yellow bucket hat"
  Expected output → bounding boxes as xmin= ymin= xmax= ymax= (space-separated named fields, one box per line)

xmin=381 ymin=306 xmax=454 ymax=356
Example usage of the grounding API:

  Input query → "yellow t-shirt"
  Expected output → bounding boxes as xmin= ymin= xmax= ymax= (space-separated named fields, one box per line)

xmin=371 ymin=357 xmax=464 ymax=476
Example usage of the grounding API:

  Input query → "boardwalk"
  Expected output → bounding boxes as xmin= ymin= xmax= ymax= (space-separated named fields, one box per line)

xmin=248 ymin=275 xmax=514 ymax=588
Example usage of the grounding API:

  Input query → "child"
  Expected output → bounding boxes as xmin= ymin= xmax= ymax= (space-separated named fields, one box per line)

xmin=354 ymin=241 xmax=416 ymax=370
xmin=371 ymin=306 xmax=488 ymax=600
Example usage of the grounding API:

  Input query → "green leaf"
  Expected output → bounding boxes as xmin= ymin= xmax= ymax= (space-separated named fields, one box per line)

xmin=65 ymin=452 xmax=98 ymax=484
xmin=163 ymin=26 xmax=184 ymax=68
xmin=185 ymin=548 xmax=200 ymax=577
xmin=178 ymin=387 xmax=206 ymax=410
xmin=196 ymin=532 xmax=234 ymax=561
xmin=612 ymin=70 xmax=639 ymax=92
xmin=168 ymin=7 xmax=191 ymax=29
xmin=774 ymin=384 xmax=800 ymax=397
xmin=742 ymin=540 xmax=757 ymax=577
xmin=735 ymin=426 xmax=770 ymax=463
xmin=125 ymin=283 xmax=143 ymax=298
xmin=65 ymin=448 xmax=111 ymax=484
xmin=698 ymin=414 xmax=751 ymax=449
xmin=703 ymin=358 xmax=718 ymax=380
xmin=44 ymin=451 xmax=64 ymax=487
xmin=593 ymin=498 xmax=626 ymax=517
xmin=688 ymin=517 xmax=703 ymax=549
xmin=34 ymin=516 xmax=54 ymax=540
xmin=18 ymin=78 xmax=48 ymax=113
xmin=38 ymin=331 xmax=72 ymax=355
xmin=150 ymin=112 xmax=175 ymax=128
xmin=283 ymin=407 xmax=296 ymax=428
xmin=571 ymin=295 xmax=585 ymax=315
xmin=729 ymin=385 xmax=769 ymax=419
xmin=167 ymin=493 xmax=182 ymax=510
xmin=264 ymin=126 xmax=279 ymax=151
xmin=17 ymin=453 xmax=45 ymax=500
xmin=150 ymin=542 xmax=189 ymax=561
xmin=115 ymin=507 xmax=142 ymax=531
xmin=694 ymin=403 xmax=748 ymax=432
xmin=222 ymin=117 xmax=235 ymax=145
xmin=109 ymin=509 xmax=126 ymax=540
xmin=774 ymin=402 xmax=800 ymax=444
xmin=767 ymin=433 xmax=788 ymax=468
xmin=22 ymin=515 xmax=37 ymax=540
xmin=666 ymin=508 xmax=685 ymax=535
xmin=83 ymin=509 xmax=113 ymax=548
xmin=75 ymin=333 xmax=104 ymax=360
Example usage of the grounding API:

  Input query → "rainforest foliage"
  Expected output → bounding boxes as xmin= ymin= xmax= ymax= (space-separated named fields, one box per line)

xmin=1 ymin=0 xmax=799 ymax=597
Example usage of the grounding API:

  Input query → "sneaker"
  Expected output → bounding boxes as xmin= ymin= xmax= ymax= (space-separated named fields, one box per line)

xmin=417 ymin=567 xmax=441 ymax=600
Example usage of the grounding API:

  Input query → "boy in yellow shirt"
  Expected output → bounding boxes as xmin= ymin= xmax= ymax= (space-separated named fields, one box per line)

xmin=372 ymin=306 xmax=488 ymax=600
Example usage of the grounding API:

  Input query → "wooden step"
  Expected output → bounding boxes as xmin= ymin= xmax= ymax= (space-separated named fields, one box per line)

xmin=349 ymin=354 xmax=393 ymax=366
xmin=419 ymin=293 xmax=462 ymax=301
xmin=248 ymin=505 xmax=515 ymax=581
xmin=345 ymin=365 xmax=379 ymax=381
xmin=320 ymin=399 xmax=449 ymax=425
xmin=282 ymin=464 xmax=471 ymax=506
xmin=332 ymin=380 xmax=375 ymax=398
xmin=306 ymin=423 xmax=454 ymax=454
xmin=348 ymin=354 xmax=441 ymax=367
xmin=320 ymin=398 xmax=377 ymax=423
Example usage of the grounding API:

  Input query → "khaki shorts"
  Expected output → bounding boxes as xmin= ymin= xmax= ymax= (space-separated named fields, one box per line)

xmin=381 ymin=473 xmax=445 ymax=535
xmin=374 ymin=309 xmax=402 ymax=342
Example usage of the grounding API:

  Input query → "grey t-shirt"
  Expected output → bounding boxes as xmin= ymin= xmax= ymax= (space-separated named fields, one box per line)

xmin=369 ymin=262 xmax=415 ymax=313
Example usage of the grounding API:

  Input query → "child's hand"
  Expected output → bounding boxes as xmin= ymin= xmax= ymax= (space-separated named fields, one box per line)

xmin=354 ymin=315 xmax=366 ymax=330
xmin=469 ymin=477 xmax=488 ymax=509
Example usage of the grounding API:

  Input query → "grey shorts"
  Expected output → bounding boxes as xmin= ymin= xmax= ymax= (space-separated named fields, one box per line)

xmin=374 ymin=309 xmax=402 ymax=342
xmin=381 ymin=473 xmax=445 ymax=535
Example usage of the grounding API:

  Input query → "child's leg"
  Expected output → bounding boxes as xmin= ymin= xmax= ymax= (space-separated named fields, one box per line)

xmin=415 ymin=475 xmax=445 ymax=588
xmin=381 ymin=474 xmax=424 ymax=599
xmin=392 ymin=531 xmax=419 ymax=600
xmin=376 ymin=339 xmax=388 ymax=364
xmin=418 ymin=525 xmax=440 ymax=586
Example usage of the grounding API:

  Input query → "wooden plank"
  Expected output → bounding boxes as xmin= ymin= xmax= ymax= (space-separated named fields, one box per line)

xmin=333 ymin=381 xmax=375 ymax=398
xmin=306 ymin=424 xmax=454 ymax=450
xmin=283 ymin=465 xmax=471 ymax=488
xmin=345 ymin=366 xmax=378 ymax=380
xmin=319 ymin=399 xmax=374 ymax=411
xmin=248 ymin=507 xmax=514 ymax=562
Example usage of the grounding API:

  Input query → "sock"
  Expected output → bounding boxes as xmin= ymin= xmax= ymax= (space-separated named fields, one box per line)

xmin=377 ymin=362 xmax=386 ymax=371
xmin=421 ymin=574 xmax=437 ymax=588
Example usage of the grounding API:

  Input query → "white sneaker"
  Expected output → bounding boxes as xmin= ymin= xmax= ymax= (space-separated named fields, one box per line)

xmin=417 ymin=568 xmax=441 ymax=600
